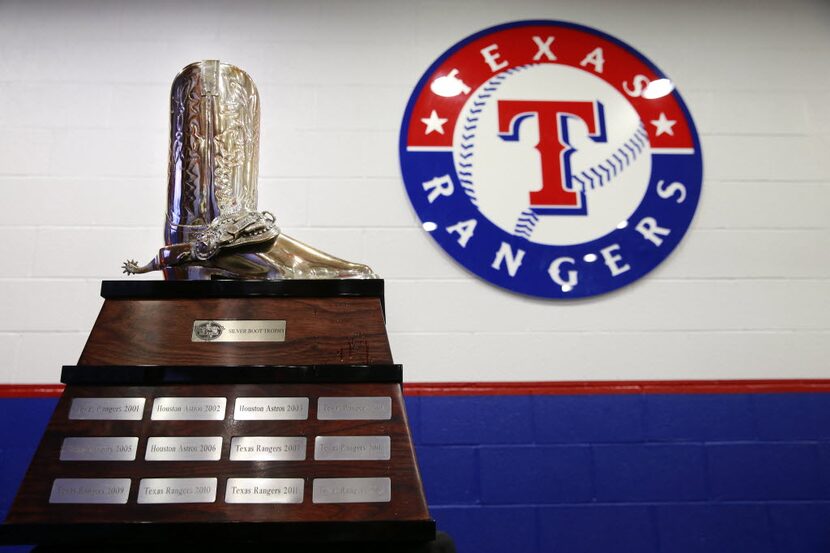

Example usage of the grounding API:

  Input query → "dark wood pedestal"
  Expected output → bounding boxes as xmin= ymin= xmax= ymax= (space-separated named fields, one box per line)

xmin=1 ymin=281 xmax=447 ymax=551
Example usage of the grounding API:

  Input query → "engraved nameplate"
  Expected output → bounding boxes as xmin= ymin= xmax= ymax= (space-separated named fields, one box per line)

xmin=49 ymin=478 xmax=130 ymax=504
xmin=234 ymin=397 xmax=309 ymax=420
xmin=60 ymin=437 xmax=138 ymax=461
xmin=314 ymin=436 xmax=391 ymax=461
xmin=225 ymin=478 xmax=304 ymax=504
xmin=151 ymin=397 xmax=226 ymax=420
xmin=229 ymin=437 xmax=307 ymax=461
xmin=145 ymin=437 xmax=222 ymax=461
xmin=68 ymin=398 xmax=145 ymax=420
xmin=317 ymin=397 xmax=392 ymax=420
xmin=192 ymin=320 xmax=286 ymax=343
xmin=137 ymin=478 xmax=217 ymax=504
xmin=312 ymin=477 xmax=391 ymax=504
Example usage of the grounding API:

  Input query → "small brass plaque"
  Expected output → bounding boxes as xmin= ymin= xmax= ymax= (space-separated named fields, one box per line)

xmin=137 ymin=478 xmax=217 ymax=504
xmin=225 ymin=478 xmax=304 ymax=504
xmin=234 ymin=397 xmax=309 ymax=420
xmin=229 ymin=437 xmax=307 ymax=461
xmin=60 ymin=437 xmax=138 ymax=461
xmin=151 ymin=397 xmax=226 ymax=421
xmin=314 ymin=436 xmax=391 ymax=461
xmin=312 ymin=477 xmax=391 ymax=504
xmin=191 ymin=320 xmax=286 ymax=342
xmin=317 ymin=397 xmax=392 ymax=420
xmin=145 ymin=437 xmax=222 ymax=461
xmin=68 ymin=398 xmax=145 ymax=420
xmin=49 ymin=478 xmax=130 ymax=504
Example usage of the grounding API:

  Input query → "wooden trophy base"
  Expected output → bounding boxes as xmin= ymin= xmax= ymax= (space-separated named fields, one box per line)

xmin=1 ymin=281 xmax=438 ymax=550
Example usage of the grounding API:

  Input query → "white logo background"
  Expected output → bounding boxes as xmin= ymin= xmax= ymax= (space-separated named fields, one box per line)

xmin=453 ymin=63 xmax=651 ymax=246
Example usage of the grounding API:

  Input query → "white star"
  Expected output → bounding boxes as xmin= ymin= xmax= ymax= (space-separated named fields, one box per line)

xmin=421 ymin=110 xmax=448 ymax=135
xmin=650 ymin=112 xmax=677 ymax=136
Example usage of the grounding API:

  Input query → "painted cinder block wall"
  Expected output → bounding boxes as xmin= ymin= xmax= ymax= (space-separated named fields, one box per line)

xmin=0 ymin=1 xmax=828 ymax=552
xmin=2 ymin=392 xmax=830 ymax=552
xmin=1 ymin=0 xmax=828 ymax=383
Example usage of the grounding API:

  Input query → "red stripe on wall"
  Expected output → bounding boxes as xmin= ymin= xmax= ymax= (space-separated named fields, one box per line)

xmin=402 ymin=380 xmax=830 ymax=396
xmin=0 ymin=385 xmax=65 ymax=398
xmin=3 ymin=380 xmax=830 ymax=399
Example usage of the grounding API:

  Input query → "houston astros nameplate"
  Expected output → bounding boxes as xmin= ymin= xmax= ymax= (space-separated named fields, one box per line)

xmin=145 ymin=437 xmax=222 ymax=461
xmin=151 ymin=397 xmax=226 ymax=420
xmin=234 ymin=397 xmax=309 ymax=420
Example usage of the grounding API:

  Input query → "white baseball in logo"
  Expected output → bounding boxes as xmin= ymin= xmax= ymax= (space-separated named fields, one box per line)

xmin=453 ymin=63 xmax=651 ymax=246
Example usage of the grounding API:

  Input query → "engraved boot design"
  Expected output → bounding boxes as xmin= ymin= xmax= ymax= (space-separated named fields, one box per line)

xmin=124 ymin=60 xmax=377 ymax=280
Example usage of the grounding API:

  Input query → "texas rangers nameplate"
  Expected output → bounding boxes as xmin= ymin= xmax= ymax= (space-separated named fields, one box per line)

xmin=68 ymin=398 xmax=145 ymax=420
xmin=225 ymin=478 xmax=304 ymax=504
xmin=137 ymin=478 xmax=218 ymax=504
xmin=229 ymin=436 xmax=307 ymax=461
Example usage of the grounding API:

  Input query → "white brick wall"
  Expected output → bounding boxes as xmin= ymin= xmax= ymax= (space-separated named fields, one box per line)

xmin=0 ymin=0 xmax=828 ymax=383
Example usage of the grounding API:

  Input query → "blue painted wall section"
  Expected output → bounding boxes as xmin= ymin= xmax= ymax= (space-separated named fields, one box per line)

xmin=2 ymin=394 xmax=830 ymax=552
xmin=411 ymin=393 xmax=830 ymax=553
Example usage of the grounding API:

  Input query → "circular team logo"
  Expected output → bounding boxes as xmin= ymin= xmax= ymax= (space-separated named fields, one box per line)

xmin=399 ymin=21 xmax=702 ymax=298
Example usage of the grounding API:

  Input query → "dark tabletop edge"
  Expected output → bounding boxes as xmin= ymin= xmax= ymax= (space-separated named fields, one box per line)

xmin=61 ymin=364 xmax=404 ymax=385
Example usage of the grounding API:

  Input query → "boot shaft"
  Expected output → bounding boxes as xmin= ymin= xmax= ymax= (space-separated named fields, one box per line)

xmin=166 ymin=60 xmax=261 ymax=245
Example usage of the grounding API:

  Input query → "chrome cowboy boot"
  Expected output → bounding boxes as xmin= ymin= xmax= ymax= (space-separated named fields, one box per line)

xmin=123 ymin=60 xmax=376 ymax=280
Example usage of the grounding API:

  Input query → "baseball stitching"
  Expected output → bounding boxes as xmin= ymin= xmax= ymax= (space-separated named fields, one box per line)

xmin=456 ymin=64 xmax=533 ymax=207
xmin=454 ymin=64 xmax=650 ymax=240
xmin=514 ymin=123 xmax=648 ymax=238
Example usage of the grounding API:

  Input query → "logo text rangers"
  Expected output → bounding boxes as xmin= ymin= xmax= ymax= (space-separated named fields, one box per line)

xmin=399 ymin=20 xmax=702 ymax=299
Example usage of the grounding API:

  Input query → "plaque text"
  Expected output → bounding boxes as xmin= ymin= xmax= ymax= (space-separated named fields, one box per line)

xmin=151 ymin=397 xmax=226 ymax=421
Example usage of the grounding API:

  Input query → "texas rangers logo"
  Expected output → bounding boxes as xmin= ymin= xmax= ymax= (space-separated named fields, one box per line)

xmin=399 ymin=21 xmax=702 ymax=298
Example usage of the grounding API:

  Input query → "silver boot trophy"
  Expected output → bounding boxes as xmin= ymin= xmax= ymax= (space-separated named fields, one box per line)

xmin=123 ymin=60 xmax=377 ymax=280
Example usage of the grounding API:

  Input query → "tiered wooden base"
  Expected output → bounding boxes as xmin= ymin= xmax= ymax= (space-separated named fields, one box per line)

xmin=1 ymin=281 xmax=436 ymax=550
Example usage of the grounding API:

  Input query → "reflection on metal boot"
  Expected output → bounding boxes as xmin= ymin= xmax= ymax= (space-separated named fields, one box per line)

xmin=123 ymin=60 xmax=377 ymax=280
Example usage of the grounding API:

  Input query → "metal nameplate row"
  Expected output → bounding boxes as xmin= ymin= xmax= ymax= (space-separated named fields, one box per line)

xmin=314 ymin=436 xmax=390 ymax=461
xmin=225 ymin=478 xmax=304 ymax=503
xmin=67 ymin=396 xmax=393 ymax=422
xmin=60 ymin=437 xmax=139 ymax=461
xmin=145 ymin=437 xmax=222 ymax=461
xmin=49 ymin=478 xmax=131 ymax=504
xmin=49 ymin=477 xmax=390 ymax=505
xmin=137 ymin=478 xmax=217 ymax=504
xmin=317 ymin=397 xmax=392 ymax=420
xmin=68 ymin=398 xmax=145 ymax=420
xmin=229 ymin=437 xmax=307 ymax=461
xmin=192 ymin=320 xmax=286 ymax=343
xmin=234 ymin=397 xmax=309 ymax=420
xmin=57 ymin=435 xmax=389 ymax=462
xmin=151 ymin=397 xmax=226 ymax=420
